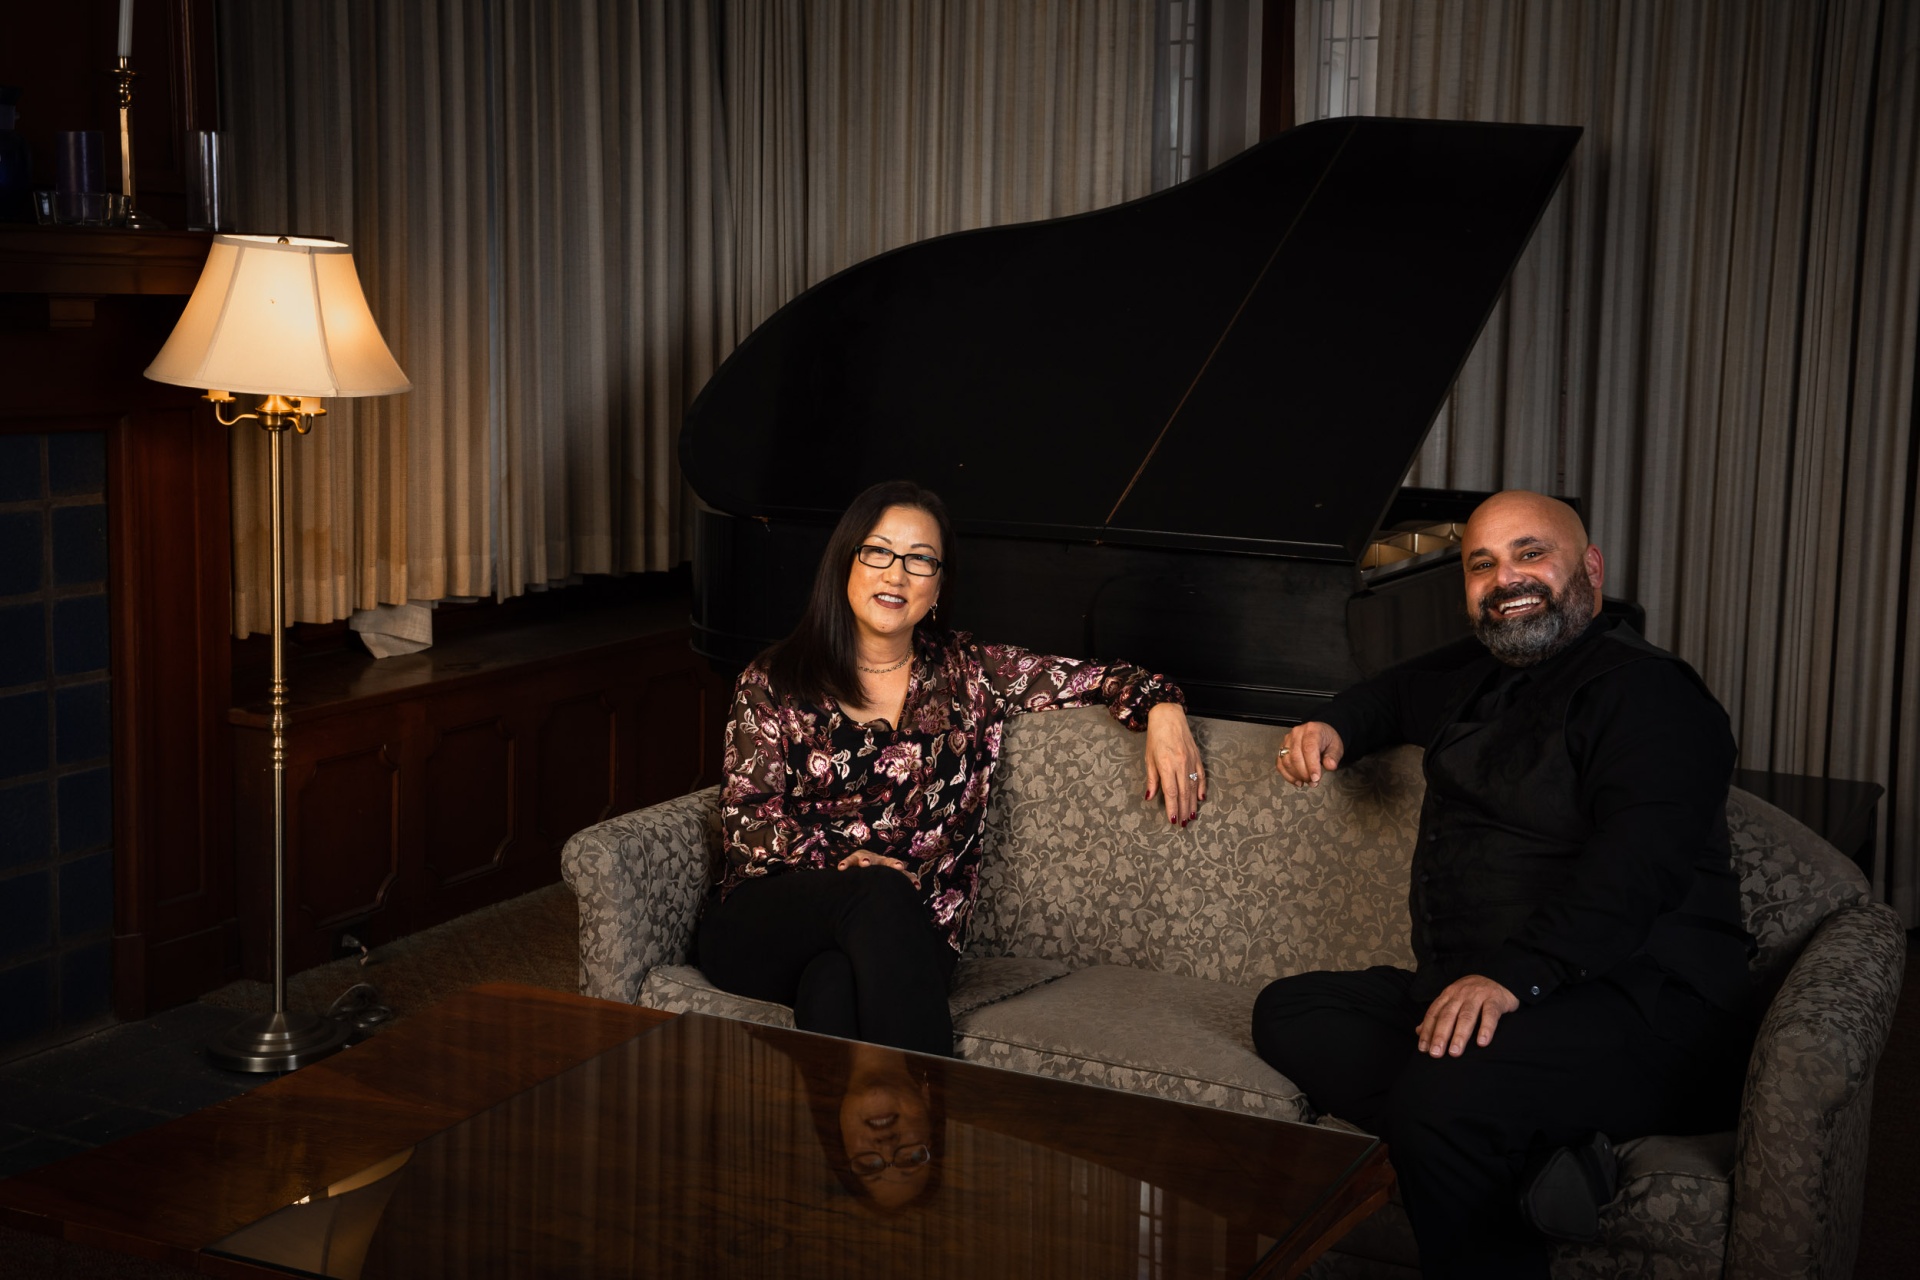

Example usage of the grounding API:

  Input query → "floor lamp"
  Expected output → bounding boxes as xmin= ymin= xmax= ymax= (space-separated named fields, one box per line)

xmin=145 ymin=234 xmax=410 ymax=1072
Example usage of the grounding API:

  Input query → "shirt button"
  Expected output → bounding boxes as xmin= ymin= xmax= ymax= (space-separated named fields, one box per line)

xmin=1529 ymin=985 xmax=1542 ymax=997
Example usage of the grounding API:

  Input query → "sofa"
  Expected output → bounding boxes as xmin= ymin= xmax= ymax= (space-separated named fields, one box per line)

xmin=561 ymin=705 xmax=1905 ymax=1279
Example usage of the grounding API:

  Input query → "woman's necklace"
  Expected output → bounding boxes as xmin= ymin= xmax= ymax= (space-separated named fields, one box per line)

xmin=857 ymin=652 xmax=911 ymax=675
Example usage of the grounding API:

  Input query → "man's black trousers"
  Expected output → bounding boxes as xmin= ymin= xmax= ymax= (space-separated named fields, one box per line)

xmin=1252 ymin=965 xmax=1750 ymax=1279
xmin=693 ymin=866 xmax=957 ymax=1057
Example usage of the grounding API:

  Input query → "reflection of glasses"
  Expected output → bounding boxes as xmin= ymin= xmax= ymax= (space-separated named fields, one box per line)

xmin=850 ymin=1143 xmax=932 ymax=1175
xmin=855 ymin=545 xmax=942 ymax=576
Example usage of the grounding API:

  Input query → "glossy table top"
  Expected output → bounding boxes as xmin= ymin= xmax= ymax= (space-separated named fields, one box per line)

xmin=2 ymin=985 xmax=1389 ymax=1279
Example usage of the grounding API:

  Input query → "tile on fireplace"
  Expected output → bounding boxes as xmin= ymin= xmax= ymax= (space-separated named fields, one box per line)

xmin=0 ymin=782 xmax=50 ymax=873
xmin=0 ymin=434 xmax=41 ymax=503
xmin=51 ymin=594 xmax=109 ymax=676
xmin=46 ymin=433 xmax=106 ymax=497
xmin=59 ymin=943 xmax=111 ymax=1024
xmin=0 ymin=959 xmax=54 ymax=1046
xmin=0 ymin=690 xmax=49 ymax=780
xmin=0 ymin=510 xmax=41 ymax=596
xmin=59 ymin=854 xmax=113 ymax=937
xmin=57 ymin=768 xmax=111 ymax=853
xmin=54 ymin=682 xmax=110 ymax=765
xmin=0 ymin=872 xmax=52 ymax=962
xmin=0 ymin=601 xmax=46 ymax=687
xmin=50 ymin=504 xmax=108 ymax=587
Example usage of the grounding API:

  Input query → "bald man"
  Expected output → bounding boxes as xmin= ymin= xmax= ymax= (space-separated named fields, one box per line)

xmin=1252 ymin=492 xmax=1754 ymax=1280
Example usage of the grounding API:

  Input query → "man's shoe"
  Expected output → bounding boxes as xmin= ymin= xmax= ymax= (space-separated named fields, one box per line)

xmin=1518 ymin=1131 xmax=1618 ymax=1243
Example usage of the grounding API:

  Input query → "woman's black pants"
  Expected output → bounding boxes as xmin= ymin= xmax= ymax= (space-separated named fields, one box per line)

xmin=693 ymin=866 xmax=957 ymax=1057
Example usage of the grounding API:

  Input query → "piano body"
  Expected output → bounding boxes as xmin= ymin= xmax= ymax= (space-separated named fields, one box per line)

xmin=681 ymin=117 xmax=1588 ymax=724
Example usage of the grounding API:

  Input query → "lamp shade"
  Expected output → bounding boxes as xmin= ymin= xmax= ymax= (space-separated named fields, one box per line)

xmin=145 ymin=234 xmax=410 ymax=397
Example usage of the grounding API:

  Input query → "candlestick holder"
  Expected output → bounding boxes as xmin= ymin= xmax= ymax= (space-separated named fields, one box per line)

xmin=111 ymin=56 xmax=160 ymax=229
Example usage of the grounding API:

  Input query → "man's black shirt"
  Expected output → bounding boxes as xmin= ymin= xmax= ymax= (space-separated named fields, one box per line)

xmin=1319 ymin=617 xmax=1749 ymax=1011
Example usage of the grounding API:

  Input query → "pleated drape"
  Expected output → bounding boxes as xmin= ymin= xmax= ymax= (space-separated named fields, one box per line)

xmin=220 ymin=0 xmax=1157 ymax=632
xmin=1371 ymin=1 xmax=1920 ymax=919
xmin=222 ymin=0 xmax=493 ymax=634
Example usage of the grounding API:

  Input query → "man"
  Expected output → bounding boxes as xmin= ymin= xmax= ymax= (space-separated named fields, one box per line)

xmin=1253 ymin=490 xmax=1754 ymax=1279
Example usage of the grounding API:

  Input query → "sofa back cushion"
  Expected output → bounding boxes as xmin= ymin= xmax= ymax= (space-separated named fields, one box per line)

xmin=1727 ymin=787 xmax=1872 ymax=995
xmin=968 ymin=706 xmax=1423 ymax=984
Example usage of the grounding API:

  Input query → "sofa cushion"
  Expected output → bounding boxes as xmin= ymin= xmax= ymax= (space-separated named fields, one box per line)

xmin=636 ymin=955 xmax=1073 ymax=1028
xmin=970 ymin=707 xmax=1423 ymax=985
xmin=952 ymin=964 xmax=1309 ymax=1122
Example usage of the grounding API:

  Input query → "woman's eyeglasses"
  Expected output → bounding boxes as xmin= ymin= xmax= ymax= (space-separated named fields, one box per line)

xmin=850 ymin=1143 xmax=932 ymax=1176
xmin=855 ymin=545 xmax=942 ymax=576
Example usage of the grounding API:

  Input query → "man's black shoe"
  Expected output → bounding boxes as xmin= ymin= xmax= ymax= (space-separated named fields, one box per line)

xmin=1518 ymin=1131 xmax=1618 ymax=1243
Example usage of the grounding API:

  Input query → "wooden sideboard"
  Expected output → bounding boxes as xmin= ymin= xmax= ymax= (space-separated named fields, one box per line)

xmin=230 ymin=597 xmax=729 ymax=978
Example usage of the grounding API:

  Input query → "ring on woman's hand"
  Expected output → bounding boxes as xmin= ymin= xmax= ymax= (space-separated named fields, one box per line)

xmin=1187 ymin=772 xmax=1199 ymax=781
xmin=1278 ymin=747 xmax=1291 ymax=758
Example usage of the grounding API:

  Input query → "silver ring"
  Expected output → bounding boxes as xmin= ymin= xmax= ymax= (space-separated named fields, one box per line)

xmin=1187 ymin=772 xmax=1199 ymax=781
xmin=1278 ymin=747 xmax=1291 ymax=757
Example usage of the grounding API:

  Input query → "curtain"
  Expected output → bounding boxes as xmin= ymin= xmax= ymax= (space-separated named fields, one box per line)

xmin=221 ymin=1 xmax=1159 ymax=637
xmin=222 ymin=0 xmax=495 ymax=635
xmin=1371 ymin=1 xmax=1920 ymax=919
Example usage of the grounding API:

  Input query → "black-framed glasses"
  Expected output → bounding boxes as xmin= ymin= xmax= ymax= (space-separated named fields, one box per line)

xmin=850 ymin=1143 xmax=932 ymax=1176
xmin=855 ymin=544 xmax=942 ymax=576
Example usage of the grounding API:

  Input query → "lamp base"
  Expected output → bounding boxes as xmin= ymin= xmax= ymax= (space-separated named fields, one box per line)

xmin=209 ymin=1009 xmax=351 ymax=1073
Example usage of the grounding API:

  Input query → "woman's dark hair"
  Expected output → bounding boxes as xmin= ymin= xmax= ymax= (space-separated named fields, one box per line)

xmin=763 ymin=479 xmax=955 ymax=708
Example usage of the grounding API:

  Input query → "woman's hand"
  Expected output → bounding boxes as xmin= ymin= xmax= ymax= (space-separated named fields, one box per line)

xmin=1144 ymin=703 xmax=1205 ymax=825
xmin=837 ymin=850 xmax=920 ymax=886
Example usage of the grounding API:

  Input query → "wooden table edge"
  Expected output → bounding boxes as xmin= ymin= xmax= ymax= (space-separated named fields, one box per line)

xmin=1254 ymin=1142 xmax=1397 ymax=1279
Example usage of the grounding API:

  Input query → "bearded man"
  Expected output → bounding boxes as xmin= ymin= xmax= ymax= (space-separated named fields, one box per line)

xmin=1252 ymin=490 xmax=1754 ymax=1280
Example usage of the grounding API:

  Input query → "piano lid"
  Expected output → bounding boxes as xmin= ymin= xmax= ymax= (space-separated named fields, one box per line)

xmin=681 ymin=117 xmax=1580 ymax=563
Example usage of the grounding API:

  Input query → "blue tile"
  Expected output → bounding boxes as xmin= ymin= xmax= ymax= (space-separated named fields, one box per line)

xmin=0 ymin=510 xmax=42 ymax=596
xmin=0 ymin=782 xmax=51 ymax=872
xmin=0 ymin=691 xmax=49 ymax=780
xmin=58 ymin=942 xmax=111 ymax=1024
xmin=0 ymin=435 xmax=39 ymax=503
xmin=56 ymin=769 xmax=111 ymax=853
xmin=46 ymin=433 xmax=105 ymax=498
xmin=58 ymin=853 xmax=112 ymax=938
xmin=50 ymin=595 xmax=108 ymax=676
xmin=0 ymin=602 xmax=44 ymax=687
xmin=50 ymin=505 xmax=107 ymax=586
xmin=0 ymin=872 xmax=51 ymax=961
xmin=54 ymin=682 xmax=109 ymax=765
xmin=0 ymin=959 xmax=53 ymax=1050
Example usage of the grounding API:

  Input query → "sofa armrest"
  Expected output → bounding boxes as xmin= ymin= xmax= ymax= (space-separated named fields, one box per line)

xmin=560 ymin=786 xmax=721 ymax=1004
xmin=1727 ymin=900 xmax=1906 ymax=1280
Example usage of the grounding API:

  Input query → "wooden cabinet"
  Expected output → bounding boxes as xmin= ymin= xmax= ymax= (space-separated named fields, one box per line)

xmin=230 ymin=603 xmax=728 ymax=977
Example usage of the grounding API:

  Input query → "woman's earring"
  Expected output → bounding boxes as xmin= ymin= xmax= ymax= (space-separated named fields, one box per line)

xmin=929 ymin=601 xmax=938 ymax=622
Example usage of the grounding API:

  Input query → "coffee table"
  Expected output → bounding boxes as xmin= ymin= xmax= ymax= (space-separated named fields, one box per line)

xmin=0 ymin=983 xmax=1391 ymax=1278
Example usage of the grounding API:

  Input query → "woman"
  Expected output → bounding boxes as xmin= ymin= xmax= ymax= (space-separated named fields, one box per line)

xmin=693 ymin=480 xmax=1204 ymax=1057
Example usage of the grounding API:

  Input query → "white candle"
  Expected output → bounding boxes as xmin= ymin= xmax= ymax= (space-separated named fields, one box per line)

xmin=118 ymin=0 xmax=135 ymax=59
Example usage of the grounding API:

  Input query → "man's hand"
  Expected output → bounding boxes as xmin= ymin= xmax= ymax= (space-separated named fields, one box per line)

xmin=1416 ymin=975 xmax=1520 ymax=1057
xmin=1277 ymin=721 xmax=1344 ymax=788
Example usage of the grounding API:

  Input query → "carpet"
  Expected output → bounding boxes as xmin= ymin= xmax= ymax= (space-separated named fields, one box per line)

xmin=199 ymin=883 xmax=579 ymax=1028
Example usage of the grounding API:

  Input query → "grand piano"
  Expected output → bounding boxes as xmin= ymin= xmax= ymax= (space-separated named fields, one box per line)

xmin=681 ymin=117 xmax=1587 ymax=723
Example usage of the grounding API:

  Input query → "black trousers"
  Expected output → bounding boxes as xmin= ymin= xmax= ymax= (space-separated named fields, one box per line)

xmin=693 ymin=866 xmax=958 ymax=1057
xmin=1252 ymin=965 xmax=1750 ymax=1279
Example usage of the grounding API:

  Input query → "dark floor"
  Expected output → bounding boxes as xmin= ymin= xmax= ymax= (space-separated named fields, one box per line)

xmin=0 ymin=1001 xmax=264 ymax=1180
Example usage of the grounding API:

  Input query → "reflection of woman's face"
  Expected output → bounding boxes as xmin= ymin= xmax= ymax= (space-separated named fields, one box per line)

xmin=839 ymin=1045 xmax=934 ymax=1210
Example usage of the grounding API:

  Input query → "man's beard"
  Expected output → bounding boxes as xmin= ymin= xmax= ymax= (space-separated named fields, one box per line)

xmin=1471 ymin=578 xmax=1596 ymax=666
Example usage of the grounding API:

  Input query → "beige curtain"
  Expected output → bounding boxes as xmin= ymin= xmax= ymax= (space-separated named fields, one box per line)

xmin=222 ymin=0 xmax=1157 ymax=633
xmin=1373 ymin=1 xmax=1920 ymax=919
xmin=730 ymin=0 xmax=1159 ymax=329
xmin=222 ymin=0 xmax=494 ymax=636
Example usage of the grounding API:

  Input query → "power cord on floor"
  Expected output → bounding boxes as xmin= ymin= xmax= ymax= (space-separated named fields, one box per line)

xmin=326 ymin=982 xmax=395 ymax=1042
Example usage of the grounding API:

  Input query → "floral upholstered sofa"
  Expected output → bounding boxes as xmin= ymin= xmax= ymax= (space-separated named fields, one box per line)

xmin=561 ymin=705 xmax=1904 ymax=1279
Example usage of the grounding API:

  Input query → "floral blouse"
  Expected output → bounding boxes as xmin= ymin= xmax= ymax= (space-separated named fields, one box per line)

xmin=718 ymin=628 xmax=1185 ymax=953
